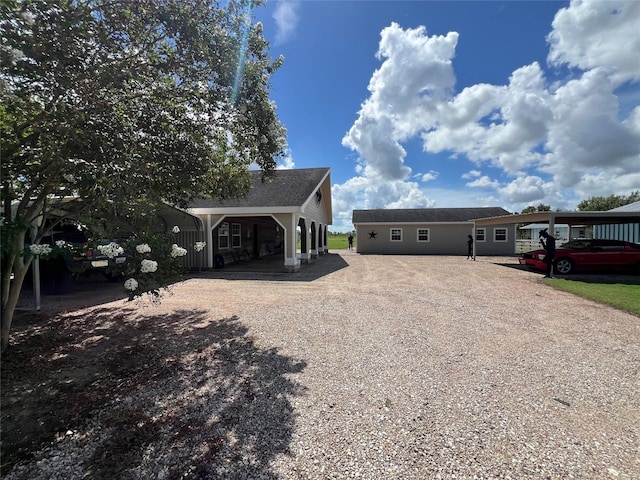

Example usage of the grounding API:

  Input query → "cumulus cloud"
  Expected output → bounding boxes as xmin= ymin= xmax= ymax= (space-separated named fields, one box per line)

xmin=547 ymin=0 xmax=640 ymax=84
xmin=277 ymin=151 xmax=295 ymax=169
xmin=332 ymin=0 xmax=640 ymax=231
xmin=466 ymin=176 xmax=500 ymax=189
xmin=272 ymin=1 xmax=300 ymax=45
xmin=342 ymin=23 xmax=458 ymax=181
xmin=499 ymin=176 xmax=550 ymax=204
xmin=462 ymin=170 xmax=482 ymax=180
xmin=423 ymin=62 xmax=553 ymax=174
xmin=333 ymin=175 xmax=435 ymax=213
xmin=420 ymin=171 xmax=438 ymax=182
xmin=543 ymin=67 xmax=640 ymax=186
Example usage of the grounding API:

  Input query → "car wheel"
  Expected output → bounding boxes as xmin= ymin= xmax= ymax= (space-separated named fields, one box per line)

xmin=555 ymin=258 xmax=574 ymax=275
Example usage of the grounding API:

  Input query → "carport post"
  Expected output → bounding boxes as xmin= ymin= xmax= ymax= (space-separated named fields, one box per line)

xmin=31 ymin=227 xmax=41 ymax=311
xmin=206 ymin=214 xmax=214 ymax=269
xmin=549 ymin=214 xmax=556 ymax=277
xmin=473 ymin=226 xmax=477 ymax=260
xmin=471 ymin=224 xmax=477 ymax=260
xmin=32 ymin=257 xmax=41 ymax=311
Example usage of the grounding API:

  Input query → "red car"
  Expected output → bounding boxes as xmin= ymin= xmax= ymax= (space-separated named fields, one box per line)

xmin=519 ymin=239 xmax=640 ymax=275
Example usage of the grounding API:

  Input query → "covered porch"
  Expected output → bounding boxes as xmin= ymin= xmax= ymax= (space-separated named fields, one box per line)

xmin=198 ymin=213 xmax=330 ymax=272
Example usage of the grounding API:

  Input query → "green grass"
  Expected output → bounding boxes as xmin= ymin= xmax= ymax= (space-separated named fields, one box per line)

xmin=295 ymin=233 xmax=354 ymax=250
xmin=547 ymin=279 xmax=640 ymax=316
xmin=327 ymin=233 xmax=353 ymax=250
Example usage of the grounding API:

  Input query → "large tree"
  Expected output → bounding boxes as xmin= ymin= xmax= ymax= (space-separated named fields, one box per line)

xmin=0 ymin=0 xmax=287 ymax=351
xmin=520 ymin=204 xmax=551 ymax=214
xmin=577 ymin=191 xmax=640 ymax=212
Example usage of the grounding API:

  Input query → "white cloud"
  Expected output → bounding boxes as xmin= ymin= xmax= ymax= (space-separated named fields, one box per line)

xmin=424 ymin=62 xmax=553 ymax=174
xmin=342 ymin=23 xmax=458 ymax=180
xmin=334 ymin=2 xmax=640 ymax=231
xmin=462 ymin=170 xmax=481 ymax=179
xmin=466 ymin=176 xmax=500 ymax=189
xmin=498 ymin=176 xmax=549 ymax=204
xmin=272 ymin=1 xmax=300 ymax=45
xmin=420 ymin=171 xmax=438 ymax=182
xmin=277 ymin=151 xmax=295 ymax=169
xmin=249 ymin=150 xmax=295 ymax=170
xmin=331 ymin=174 xmax=436 ymax=230
xmin=547 ymin=0 xmax=640 ymax=84
xmin=343 ymin=115 xmax=411 ymax=180
xmin=542 ymin=68 xmax=640 ymax=187
xmin=574 ymin=171 xmax=640 ymax=199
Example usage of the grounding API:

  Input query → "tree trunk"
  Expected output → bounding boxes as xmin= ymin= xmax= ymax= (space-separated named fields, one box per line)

xmin=1 ymin=231 xmax=30 ymax=353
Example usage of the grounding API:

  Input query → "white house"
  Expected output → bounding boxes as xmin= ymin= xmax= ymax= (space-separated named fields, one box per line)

xmin=186 ymin=167 xmax=332 ymax=272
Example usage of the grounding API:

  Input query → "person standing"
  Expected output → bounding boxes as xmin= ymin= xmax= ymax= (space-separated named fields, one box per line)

xmin=539 ymin=229 xmax=556 ymax=278
xmin=466 ymin=234 xmax=474 ymax=260
xmin=348 ymin=234 xmax=354 ymax=250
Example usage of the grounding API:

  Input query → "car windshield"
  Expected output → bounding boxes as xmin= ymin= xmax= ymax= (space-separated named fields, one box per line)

xmin=560 ymin=240 xmax=592 ymax=249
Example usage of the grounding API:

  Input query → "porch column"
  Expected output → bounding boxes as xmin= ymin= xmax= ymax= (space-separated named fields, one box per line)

xmin=310 ymin=222 xmax=318 ymax=259
xmin=324 ymin=227 xmax=329 ymax=253
xmin=284 ymin=214 xmax=301 ymax=272
xmin=299 ymin=218 xmax=311 ymax=264
xmin=206 ymin=214 xmax=214 ymax=268
xmin=318 ymin=224 xmax=325 ymax=255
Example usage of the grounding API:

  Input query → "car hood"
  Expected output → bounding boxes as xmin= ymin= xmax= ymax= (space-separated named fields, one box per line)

xmin=523 ymin=247 xmax=571 ymax=255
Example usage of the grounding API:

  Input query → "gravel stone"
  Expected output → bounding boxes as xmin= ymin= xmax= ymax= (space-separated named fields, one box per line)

xmin=3 ymin=252 xmax=639 ymax=479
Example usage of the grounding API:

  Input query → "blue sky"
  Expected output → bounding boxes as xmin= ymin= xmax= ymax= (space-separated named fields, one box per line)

xmin=253 ymin=1 xmax=640 ymax=232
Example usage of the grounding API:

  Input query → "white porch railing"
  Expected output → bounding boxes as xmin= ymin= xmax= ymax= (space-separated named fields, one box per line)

xmin=515 ymin=238 xmax=569 ymax=254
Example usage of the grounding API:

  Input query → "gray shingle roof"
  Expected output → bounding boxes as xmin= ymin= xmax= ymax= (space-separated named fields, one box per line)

xmin=352 ymin=207 xmax=512 ymax=224
xmin=189 ymin=168 xmax=330 ymax=208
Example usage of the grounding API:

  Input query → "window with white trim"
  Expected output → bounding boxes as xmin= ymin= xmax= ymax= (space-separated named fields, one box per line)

xmin=390 ymin=228 xmax=403 ymax=241
xmin=232 ymin=223 xmax=241 ymax=248
xmin=494 ymin=228 xmax=508 ymax=242
xmin=218 ymin=222 xmax=229 ymax=249
xmin=476 ymin=228 xmax=486 ymax=242
xmin=417 ymin=228 xmax=430 ymax=242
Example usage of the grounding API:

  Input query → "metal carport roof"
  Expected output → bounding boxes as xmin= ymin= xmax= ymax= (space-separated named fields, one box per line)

xmin=472 ymin=211 xmax=640 ymax=229
xmin=468 ymin=211 xmax=640 ymax=259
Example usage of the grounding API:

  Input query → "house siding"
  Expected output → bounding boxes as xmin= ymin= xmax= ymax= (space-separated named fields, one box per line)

xmin=356 ymin=223 xmax=515 ymax=256
xmin=302 ymin=196 xmax=326 ymax=226
xmin=477 ymin=224 xmax=516 ymax=255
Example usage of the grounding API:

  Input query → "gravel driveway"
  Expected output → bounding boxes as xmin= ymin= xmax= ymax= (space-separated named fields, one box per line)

xmin=5 ymin=251 xmax=640 ymax=479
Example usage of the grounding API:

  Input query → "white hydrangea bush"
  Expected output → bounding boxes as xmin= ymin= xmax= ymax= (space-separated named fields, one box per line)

xmin=97 ymin=242 xmax=124 ymax=258
xmin=101 ymin=226 xmax=206 ymax=301
xmin=170 ymin=244 xmax=187 ymax=258
xmin=24 ymin=225 xmax=206 ymax=301
xmin=136 ymin=243 xmax=151 ymax=254
xmin=29 ymin=244 xmax=53 ymax=256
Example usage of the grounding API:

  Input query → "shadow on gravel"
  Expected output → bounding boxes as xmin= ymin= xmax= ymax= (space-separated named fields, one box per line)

xmin=196 ymin=251 xmax=350 ymax=282
xmin=1 ymin=307 xmax=306 ymax=479
xmin=494 ymin=262 xmax=531 ymax=272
